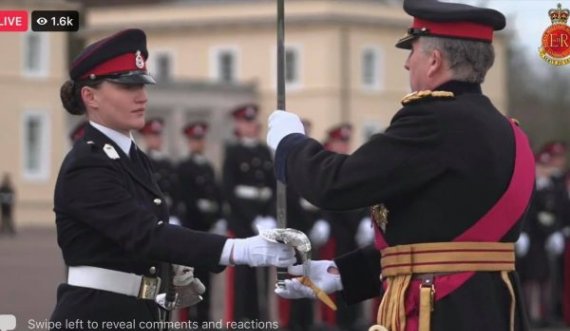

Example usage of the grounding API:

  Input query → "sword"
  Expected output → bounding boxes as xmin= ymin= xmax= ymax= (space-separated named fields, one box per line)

xmin=275 ymin=0 xmax=288 ymax=289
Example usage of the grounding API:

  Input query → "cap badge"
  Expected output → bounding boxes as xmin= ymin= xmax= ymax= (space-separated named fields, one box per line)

xmin=135 ymin=50 xmax=145 ymax=69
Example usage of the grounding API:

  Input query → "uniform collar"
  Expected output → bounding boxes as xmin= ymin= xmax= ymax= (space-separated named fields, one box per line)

xmin=89 ymin=121 xmax=134 ymax=155
xmin=434 ymin=80 xmax=482 ymax=96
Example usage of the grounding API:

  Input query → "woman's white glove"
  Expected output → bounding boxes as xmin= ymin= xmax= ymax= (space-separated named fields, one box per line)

xmin=545 ymin=231 xmax=565 ymax=255
xmin=355 ymin=217 xmax=375 ymax=247
xmin=275 ymin=260 xmax=342 ymax=299
xmin=515 ymin=232 xmax=530 ymax=257
xmin=267 ymin=110 xmax=305 ymax=151
xmin=309 ymin=220 xmax=331 ymax=247
xmin=221 ymin=235 xmax=296 ymax=267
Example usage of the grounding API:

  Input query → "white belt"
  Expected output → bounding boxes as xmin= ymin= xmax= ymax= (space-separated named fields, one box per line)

xmin=67 ymin=266 xmax=161 ymax=300
xmin=234 ymin=185 xmax=272 ymax=201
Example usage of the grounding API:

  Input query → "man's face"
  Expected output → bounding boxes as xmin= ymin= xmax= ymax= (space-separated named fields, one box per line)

xmin=404 ymin=39 xmax=432 ymax=92
xmin=327 ymin=139 xmax=350 ymax=154
xmin=144 ymin=133 xmax=163 ymax=151
xmin=235 ymin=119 xmax=259 ymax=138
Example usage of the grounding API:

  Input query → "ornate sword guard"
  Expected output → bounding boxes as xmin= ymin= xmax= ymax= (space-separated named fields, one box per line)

xmin=260 ymin=228 xmax=312 ymax=288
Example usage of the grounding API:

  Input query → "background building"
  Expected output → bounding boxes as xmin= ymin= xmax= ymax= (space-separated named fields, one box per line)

xmin=0 ymin=0 xmax=508 ymax=227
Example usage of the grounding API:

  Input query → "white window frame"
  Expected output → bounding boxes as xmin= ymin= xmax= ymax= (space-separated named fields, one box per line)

xmin=148 ymin=49 xmax=175 ymax=82
xmin=271 ymin=43 xmax=303 ymax=91
xmin=21 ymin=110 xmax=51 ymax=182
xmin=209 ymin=46 xmax=239 ymax=83
xmin=361 ymin=45 xmax=384 ymax=91
xmin=21 ymin=32 xmax=49 ymax=78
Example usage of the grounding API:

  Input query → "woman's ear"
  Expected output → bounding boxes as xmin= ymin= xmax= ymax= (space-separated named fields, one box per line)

xmin=81 ymin=86 xmax=98 ymax=110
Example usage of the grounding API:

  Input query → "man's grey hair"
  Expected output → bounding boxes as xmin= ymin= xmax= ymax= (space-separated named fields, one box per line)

xmin=420 ymin=36 xmax=495 ymax=84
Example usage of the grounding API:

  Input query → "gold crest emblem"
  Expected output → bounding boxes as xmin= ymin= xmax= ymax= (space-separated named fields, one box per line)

xmin=539 ymin=3 xmax=570 ymax=66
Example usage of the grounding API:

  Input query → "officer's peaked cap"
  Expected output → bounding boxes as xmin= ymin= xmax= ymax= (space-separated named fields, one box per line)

xmin=70 ymin=28 xmax=156 ymax=85
xmin=396 ymin=0 xmax=506 ymax=49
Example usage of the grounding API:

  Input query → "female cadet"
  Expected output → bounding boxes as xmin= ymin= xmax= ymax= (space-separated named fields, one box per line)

xmin=50 ymin=28 xmax=295 ymax=330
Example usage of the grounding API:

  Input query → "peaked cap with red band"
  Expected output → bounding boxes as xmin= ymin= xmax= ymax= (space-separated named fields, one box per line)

xmin=326 ymin=124 xmax=352 ymax=142
xmin=396 ymin=0 xmax=506 ymax=49
xmin=69 ymin=28 xmax=156 ymax=85
xmin=139 ymin=118 xmax=164 ymax=135
xmin=231 ymin=104 xmax=259 ymax=121
xmin=183 ymin=121 xmax=209 ymax=139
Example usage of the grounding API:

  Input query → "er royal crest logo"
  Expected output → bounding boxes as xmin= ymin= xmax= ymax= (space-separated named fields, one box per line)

xmin=539 ymin=3 xmax=570 ymax=65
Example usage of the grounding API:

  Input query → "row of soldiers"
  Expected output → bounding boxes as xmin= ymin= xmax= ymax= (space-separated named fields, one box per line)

xmin=68 ymin=104 xmax=375 ymax=331
xmin=516 ymin=141 xmax=570 ymax=327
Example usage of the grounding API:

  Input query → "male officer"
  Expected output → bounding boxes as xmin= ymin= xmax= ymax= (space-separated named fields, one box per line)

xmin=268 ymin=1 xmax=535 ymax=330
xmin=139 ymin=118 xmax=179 ymax=222
xmin=176 ymin=121 xmax=223 ymax=323
xmin=222 ymin=104 xmax=276 ymax=322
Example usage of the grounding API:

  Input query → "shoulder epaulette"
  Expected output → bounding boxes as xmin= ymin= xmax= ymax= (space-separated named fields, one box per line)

xmin=401 ymin=90 xmax=455 ymax=105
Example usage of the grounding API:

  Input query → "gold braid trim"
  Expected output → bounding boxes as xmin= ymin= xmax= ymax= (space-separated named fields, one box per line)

xmin=401 ymin=90 xmax=455 ymax=105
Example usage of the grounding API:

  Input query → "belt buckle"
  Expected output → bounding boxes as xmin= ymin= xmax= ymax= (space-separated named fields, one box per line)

xmin=138 ymin=276 xmax=161 ymax=300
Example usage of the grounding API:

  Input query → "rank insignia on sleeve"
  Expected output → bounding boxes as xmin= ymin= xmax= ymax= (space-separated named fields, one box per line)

xmin=401 ymin=90 xmax=455 ymax=105
xmin=103 ymin=144 xmax=120 ymax=160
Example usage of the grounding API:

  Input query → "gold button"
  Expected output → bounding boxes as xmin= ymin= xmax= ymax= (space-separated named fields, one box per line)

xmin=153 ymin=198 xmax=162 ymax=205
xmin=149 ymin=266 xmax=156 ymax=275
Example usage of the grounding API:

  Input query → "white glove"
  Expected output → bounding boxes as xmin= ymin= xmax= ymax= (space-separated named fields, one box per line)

xmin=515 ymin=232 xmax=530 ymax=257
xmin=224 ymin=235 xmax=296 ymax=267
xmin=309 ymin=220 xmax=330 ymax=247
xmin=545 ymin=231 xmax=565 ymax=255
xmin=355 ymin=217 xmax=375 ymax=247
xmin=275 ymin=260 xmax=342 ymax=299
xmin=210 ymin=219 xmax=228 ymax=235
xmin=252 ymin=215 xmax=277 ymax=234
xmin=155 ymin=265 xmax=206 ymax=310
xmin=267 ymin=110 xmax=305 ymax=151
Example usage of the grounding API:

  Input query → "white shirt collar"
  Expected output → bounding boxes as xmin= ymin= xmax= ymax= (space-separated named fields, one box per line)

xmin=89 ymin=121 xmax=134 ymax=155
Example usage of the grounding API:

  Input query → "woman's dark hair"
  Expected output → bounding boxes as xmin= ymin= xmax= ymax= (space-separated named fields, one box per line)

xmin=60 ymin=79 xmax=103 ymax=115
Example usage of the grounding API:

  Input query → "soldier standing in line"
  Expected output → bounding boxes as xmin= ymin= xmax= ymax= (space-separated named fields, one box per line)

xmin=176 ymin=121 xmax=224 ymax=324
xmin=518 ymin=146 xmax=566 ymax=327
xmin=139 ymin=118 xmax=180 ymax=224
xmin=0 ymin=173 xmax=16 ymax=237
xmin=222 ymin=104 xmax=277 ymax=322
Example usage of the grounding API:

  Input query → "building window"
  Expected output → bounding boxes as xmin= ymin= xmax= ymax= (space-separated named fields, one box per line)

xmin=22 ymin=111 xmax=50 ymax=181
xmin=22 ymin=32 xmax=49 ymax=77
xmin=285 ymin=46 xmax=301 ymax=87
xmin=210 ymin=47 xmax=238 ymax=83
xmin=151 ymin=51 xmax=173 ymax=82
xmin=361 ymin=46 xmax=384 ymax=90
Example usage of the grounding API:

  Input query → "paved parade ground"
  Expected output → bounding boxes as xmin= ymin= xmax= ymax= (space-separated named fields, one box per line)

xmin=0 ymin=228 xmax=568 ymax=331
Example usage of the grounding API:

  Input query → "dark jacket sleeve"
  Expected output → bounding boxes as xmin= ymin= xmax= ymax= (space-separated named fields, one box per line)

xmin=334 ymin=245 xmax=382 ymax=304
xmin=277 ymin=105 xmax=446 ymax=211
xmin=60 ymin=151 xmax=227 ymax=270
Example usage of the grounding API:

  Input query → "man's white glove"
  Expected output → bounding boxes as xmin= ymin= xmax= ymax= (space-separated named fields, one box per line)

xmin=515 ymin=232 xmax=530 ymax=257
xmin=545 ymin=231 xmax=565 ymax=255
xmin=221 ymin=235 xmax=296 ymax=267
xmin=252 ymin=215 xmax=277 ymax=234
xmin=355 ymin=217 xmax=375 ymax=247
xmin=267 ymin=110 xmax=305 ymax=151
xmin=210 ymin=219 xmax=228 ymax=235
xmin=155 ymin=265 xmax=206 ymax=310
xmin=309 ymin=220 xmax=331 ymax=247
xmin=275 ymin=260 xmax=342 ymax=299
